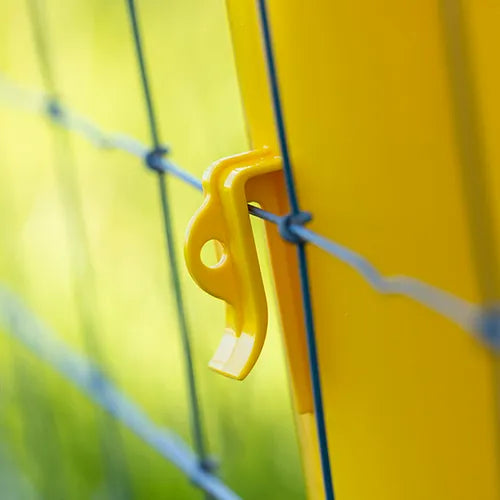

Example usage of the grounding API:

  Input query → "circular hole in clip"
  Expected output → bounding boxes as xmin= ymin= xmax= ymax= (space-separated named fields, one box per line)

xmin=201 ymin=240 xmax=226 ymax=268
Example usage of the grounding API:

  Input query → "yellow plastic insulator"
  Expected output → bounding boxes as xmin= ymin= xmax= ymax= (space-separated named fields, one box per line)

xmin=184 ymin=148 xmax=281 ymax=380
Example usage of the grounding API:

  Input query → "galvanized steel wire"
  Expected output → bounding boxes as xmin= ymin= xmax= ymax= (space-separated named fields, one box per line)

xmin=0 ymin=1 xmax=498 ymax=499
xmin=0 ymin=74 xmax=486 ymax=340
xmin=124 ymin=0 xmax=212 ymax=480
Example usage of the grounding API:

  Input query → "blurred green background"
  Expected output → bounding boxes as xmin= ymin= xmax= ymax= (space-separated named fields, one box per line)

xmin=0 ymin=0 xmax=305 ymax=498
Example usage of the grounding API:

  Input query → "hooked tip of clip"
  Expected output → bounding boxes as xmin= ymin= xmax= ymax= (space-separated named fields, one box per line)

xmin=208 ymin=330 xmax=257 ymax=380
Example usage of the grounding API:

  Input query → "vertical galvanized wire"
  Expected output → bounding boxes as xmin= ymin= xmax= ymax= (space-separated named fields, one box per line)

xmin=124 ymin=0 xmax=212 ymax=482
xmin=256 ymin=1 xmax=335 ymax=499
xmin=25 ymin=1 xmax=132 ymax=497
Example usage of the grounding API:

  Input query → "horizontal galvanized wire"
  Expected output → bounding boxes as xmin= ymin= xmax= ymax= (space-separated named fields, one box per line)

xmin=3 ymin=0 xmax=499 ymax=495
xmin=0 ymin=285 xmax=241 ymax=500
xmin=0 ymin=74 xmax=490 ymax=346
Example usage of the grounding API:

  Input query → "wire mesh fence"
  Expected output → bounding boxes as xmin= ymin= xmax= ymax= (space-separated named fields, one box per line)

xmin=0 ymin=0 xmax=498 ymax=499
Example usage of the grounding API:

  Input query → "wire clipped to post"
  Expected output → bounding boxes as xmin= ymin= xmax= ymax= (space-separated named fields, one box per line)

xmin=2 ymin=6 xmax=500 ymax=494
xmin=256 ymin=1 xmax=335 ymax=499
xmin=124 ymin=0 xmax=213 ymax=482
xmin=0 ymin=73 xmax=489 ymax=342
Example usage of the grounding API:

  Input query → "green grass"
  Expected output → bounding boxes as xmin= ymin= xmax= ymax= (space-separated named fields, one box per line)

xmin=0 ymin=0 xmax=305 ymax=498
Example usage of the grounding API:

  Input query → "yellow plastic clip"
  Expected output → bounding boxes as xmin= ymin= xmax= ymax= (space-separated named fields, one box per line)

xmin=184 ymin=148 xmax=281 ymax=380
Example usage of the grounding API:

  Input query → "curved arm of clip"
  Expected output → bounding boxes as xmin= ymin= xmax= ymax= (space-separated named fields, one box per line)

xmin=184 ymin=148 xmax=281 ymax=379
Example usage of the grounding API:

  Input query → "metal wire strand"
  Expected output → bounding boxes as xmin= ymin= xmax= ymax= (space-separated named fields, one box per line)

xmin=256 ymin=1 xmax=335 ymax=499
xmin=124 ymin=0 xmax=211 ymax=473
xmin=3 ymin=1 xmax=497 ymax=499
xmin=2 ymin=52 xmax=500 ymax=498
xmin=25 ymin=0 xmax=57 ymax=96
xmin=0 ymin=285 xmax=241 ymax=500
xmin=0 ymin=74 xmax=489 ymax=341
